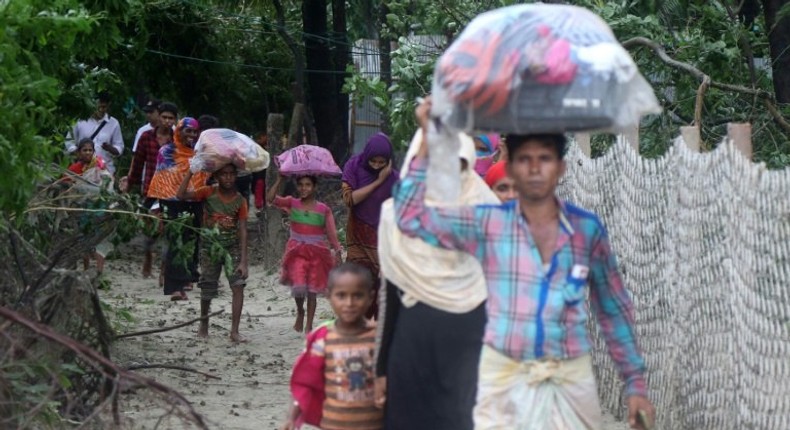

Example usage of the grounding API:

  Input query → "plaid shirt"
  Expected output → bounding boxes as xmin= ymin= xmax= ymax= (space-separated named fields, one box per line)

xmin=393 ymin=159 xmax=647 ymax=397
xmin=128 ymin=129 xmax=159 ymax=196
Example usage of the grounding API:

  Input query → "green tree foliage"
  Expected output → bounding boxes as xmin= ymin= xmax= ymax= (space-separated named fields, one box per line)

xmin=0 ymin=0 xmax=301 ymax=213
xmin=344 ymin=0 xmax=790 ymax=165
xmin=125 ymin=0 xmax=295 ymax=132
xmin=0 ymin=1 xmax=101 ymax=214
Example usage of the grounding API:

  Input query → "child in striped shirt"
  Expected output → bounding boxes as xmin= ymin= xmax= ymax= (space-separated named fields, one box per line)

xmin=281 ymin=263 xmax=382 ymax=430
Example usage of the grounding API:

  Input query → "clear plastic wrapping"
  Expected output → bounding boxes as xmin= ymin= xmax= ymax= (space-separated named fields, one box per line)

xmin=190 ymin=129 xmax=270 ymax=173
xmin=431 ymin=4 xmax=660 ymax=134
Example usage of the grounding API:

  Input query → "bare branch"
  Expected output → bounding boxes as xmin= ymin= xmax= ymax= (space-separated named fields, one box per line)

xmin=0 ymin=305 xmax=209 ymax=430
xmin=622 ymin=37 xmax=772 ymax=98
xmin=622 ymin=36 xmax=790 ymax=133
xmin=114 ymin=310 xmax=224 ymax=340
xmin=74 ymin=375 xmax=120 ymax=429
xmin=7 ymin=232 xmax=31 ymax=290
xmin=126 ymin=364 xmax=221 ymax=380
xmin=762 ymin=99 xmax=790 ymax=133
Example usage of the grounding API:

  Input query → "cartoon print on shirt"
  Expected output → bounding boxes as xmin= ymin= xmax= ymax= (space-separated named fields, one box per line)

xmin=345 ymin=356 xmax=367 ymax=391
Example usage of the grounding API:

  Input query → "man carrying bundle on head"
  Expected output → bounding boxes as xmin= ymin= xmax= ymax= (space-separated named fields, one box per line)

xmin=392 ymin=98 xmax=655 ymax=430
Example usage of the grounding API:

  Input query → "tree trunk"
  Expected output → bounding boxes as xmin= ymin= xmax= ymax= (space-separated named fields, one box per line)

xmin=288 ymin=103 xmax=305 ymax=148
xmin=762 ymin=0 xmax=790 ymax=103
xmin=303 ymin=0 xmax=340 ymax=155
xmin=272 ymin=0 xmax=308 ymax=143
xmin=378 ymin=1 xmax=393 ymax=134
xmin=332 ymin=0 xmax=351 ymax=163
xmin=264 ymin=114 xmax=288 ymax=269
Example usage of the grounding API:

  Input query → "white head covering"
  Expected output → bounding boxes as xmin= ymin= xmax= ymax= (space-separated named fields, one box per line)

xmin=378 ymin=130 xmax=499 ymax=313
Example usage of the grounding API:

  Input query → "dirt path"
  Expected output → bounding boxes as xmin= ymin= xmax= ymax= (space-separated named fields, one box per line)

xmin=105 ymin=237 xmax=328 ymax=429
xmin=102 ymin=218 xmax=630 ymax=429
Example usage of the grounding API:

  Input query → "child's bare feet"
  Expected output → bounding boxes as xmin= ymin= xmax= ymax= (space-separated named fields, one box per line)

xmin=305 ymin=322 xmax=313 ymax=333
xmin=230 ymin=332 xmax=249 ymax=343
xmin=293 ymin=312 xmax=305 ymax=333
xmin=198 ymin=323 xmax=208 ymax=338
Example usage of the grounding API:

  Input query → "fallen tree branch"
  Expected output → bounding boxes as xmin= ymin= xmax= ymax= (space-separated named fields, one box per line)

xmin=114 ymin=310 xmax=224 ymax=340
xmin=245 ymin=312 xmax=289 ymax=318
xmin=0 ymin=305 xmax=208 ymax=429
xmin=23 ymin=206 xmax=160 ymax=221
xmin=621 ymin=36 xmax=790 ymax=134
xmin=621 ymin=37 xmax=772 ymax=97
xmin=762 ymin=99 xmax=790 ymax=133
xmin=74 ymin=374 xmax=120 ymax=429
xmin=8 ymin=232 xmax=31 ymax=291
xmin=127 ymin=364 xmax=221 ymax=380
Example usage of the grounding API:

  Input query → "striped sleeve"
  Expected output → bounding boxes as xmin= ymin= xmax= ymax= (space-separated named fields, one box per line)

xmin=588 ymin=222 xmax=647 ymax=398
xmin=392 ymin=158 xmax=482 ymax=256
xmin=273 ymin=195 xmax=293 ymax=210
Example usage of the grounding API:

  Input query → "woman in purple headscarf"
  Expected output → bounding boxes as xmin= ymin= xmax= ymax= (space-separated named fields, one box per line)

xmin=341 ymin=132 xmax=399 ymax=318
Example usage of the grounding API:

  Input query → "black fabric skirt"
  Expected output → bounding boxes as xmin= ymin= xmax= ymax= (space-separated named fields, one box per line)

xmin=383 ymin=281 xmax=486 ymax=430
xmin=160 ymin=200 xmax=202 ymax=295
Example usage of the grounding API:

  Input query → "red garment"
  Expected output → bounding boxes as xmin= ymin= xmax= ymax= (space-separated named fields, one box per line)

xmin=281 ymin=242 xmax=334 ymax=296
xmin=273 ymin=196 xmax=340 ymax=297
xmin=253 ymin=177 xmax=265 ymax=209
xmin=291 ymin=324 xmax=329 ymax=428
xmin=68 ymin=161 xmax=86 ymax=175
xmin=128 ymin=129 xmax=159 ymax=196
xmin=67 ymin=156 xmax=107 ymax=178
xmin=484 ymin=160 xmax=508 ymax=188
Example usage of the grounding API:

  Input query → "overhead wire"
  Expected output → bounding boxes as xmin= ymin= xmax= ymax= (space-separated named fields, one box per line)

xmin=142 ymin=0 xmax=442 ymax=76
xmin=174 ymin=0 xmax=383 ymax=55
xmin=144 ymin=49 xmax=350 ymax=74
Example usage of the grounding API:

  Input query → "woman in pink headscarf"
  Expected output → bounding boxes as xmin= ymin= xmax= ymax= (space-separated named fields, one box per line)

xmin=341 ymin=133 xmax=399 ymax=319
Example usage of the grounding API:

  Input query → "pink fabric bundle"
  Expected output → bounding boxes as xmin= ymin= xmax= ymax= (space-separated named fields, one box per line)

xmin=276 ymin=145 xmax=342 ymax=177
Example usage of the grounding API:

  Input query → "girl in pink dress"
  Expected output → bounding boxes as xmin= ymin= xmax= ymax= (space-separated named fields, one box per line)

xmin=268 ymin=174 xmax=342 ymax=333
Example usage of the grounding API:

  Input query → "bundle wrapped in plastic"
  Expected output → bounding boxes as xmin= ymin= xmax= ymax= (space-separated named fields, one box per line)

xmin=431 ymin=4 xmax=661 ymax=134
xmin=275 ymin=144 xmax=342 ymax=177
xmin=190 ymin=129 xmax=270 ymax=173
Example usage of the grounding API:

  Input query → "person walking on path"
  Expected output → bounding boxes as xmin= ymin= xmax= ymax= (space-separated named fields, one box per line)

xmin=341 ymin=133 xmax=399 ymax=319
xmin=281 ymin=263 xmax=382 ymax=430
xmin=132 ymin=98 xmax=160 ymax=153
xmin=393 ymin=98 xmax=655 ymax=430
xmin=484 ymin=160 xmax=518 ymax=202
xmin=127 ymin=102 xmax=179 ymax=198
xmin=177 ymin=164 xmax=249 ymax=343
xmin=268 ymin=174 xmax=342 ymax=333
xmin=147 ymin=117 xmax=209 ymax=301
xmin=67 ymin=138 xmax=113 ymax=275
xmin=65 ymin=91 xmax=124 ymax=175
xmin=374 ymin=131 xmax=499 ymax=430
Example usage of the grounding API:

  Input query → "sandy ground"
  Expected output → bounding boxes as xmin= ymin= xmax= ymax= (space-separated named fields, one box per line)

xmin=101 ymin=215 xmax=630 ymax=430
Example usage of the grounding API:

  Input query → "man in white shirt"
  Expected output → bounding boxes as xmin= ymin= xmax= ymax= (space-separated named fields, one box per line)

xmin=65 ymin=92 xmax=124 ymax=174
xmin=132 ymin=98 xmax=160 ymax=152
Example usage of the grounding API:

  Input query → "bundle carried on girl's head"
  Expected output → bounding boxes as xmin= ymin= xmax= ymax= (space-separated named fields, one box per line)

xmin=190 ymin=128 xmax=271 ymax=173
xmin=275 ymin=144 xmax=342 ymax=177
